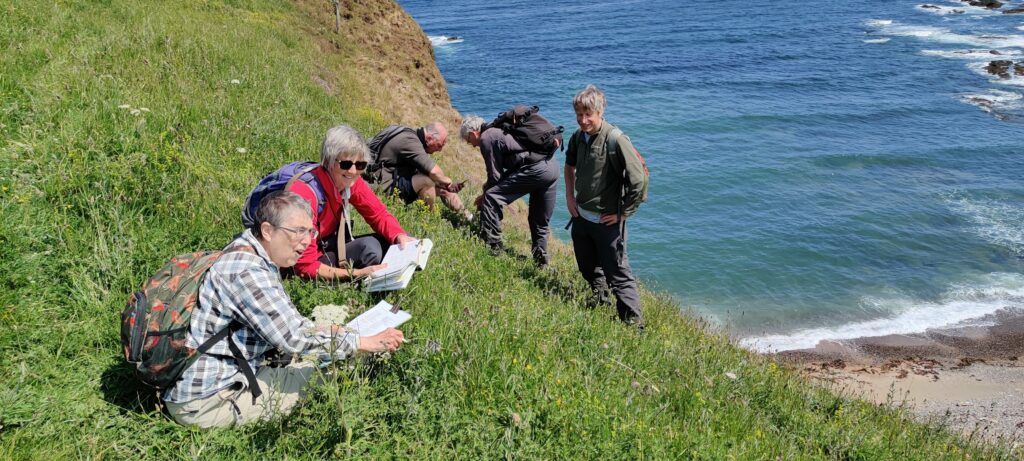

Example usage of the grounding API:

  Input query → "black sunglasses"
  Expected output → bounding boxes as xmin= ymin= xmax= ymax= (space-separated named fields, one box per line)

xmin=338 ymin=160 xmax=369 ymax=171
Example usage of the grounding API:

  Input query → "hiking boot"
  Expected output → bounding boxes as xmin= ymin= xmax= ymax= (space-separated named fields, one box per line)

xmin=622 ymin=316 xmax=645 ymax=333
xmin=532 ymin=249 xmax=548 ymax=268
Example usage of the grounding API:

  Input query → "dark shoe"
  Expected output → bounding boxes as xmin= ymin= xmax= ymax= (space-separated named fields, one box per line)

xmin=622 ymin=315 xmax=645 ymax=332
xmin=532 ymin=249 xmax=548 ymax=268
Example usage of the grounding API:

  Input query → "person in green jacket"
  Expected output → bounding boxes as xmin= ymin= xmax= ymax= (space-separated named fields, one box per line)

xmin=564 ymin=84 xmax=648 ymax=328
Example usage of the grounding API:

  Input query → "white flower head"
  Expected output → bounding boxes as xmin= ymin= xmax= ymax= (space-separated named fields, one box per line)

xmin=139 ymin=107 xmax=150 ymax=112
xmin=118 ymin=104 xmax=131 ymax=109
xmin=130 ymin=109 xmax=141 ymax=116
xmin=236 ymin=147 xmax=247 ymax=154
xmin=312 ymin=304 xmax=350 ymax=328
xmin=230 ymin=79 xmax=241 ymax=85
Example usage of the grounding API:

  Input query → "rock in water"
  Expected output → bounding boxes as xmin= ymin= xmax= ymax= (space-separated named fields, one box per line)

xmin=985 ymin=60 xmax=1013 ymax=78
xmin=963 ymin=0 xmax=1003 ymax=9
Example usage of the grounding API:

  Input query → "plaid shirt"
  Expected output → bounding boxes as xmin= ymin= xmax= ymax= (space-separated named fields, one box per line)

xmin=163 ymin=230 xmax=359 ymax=403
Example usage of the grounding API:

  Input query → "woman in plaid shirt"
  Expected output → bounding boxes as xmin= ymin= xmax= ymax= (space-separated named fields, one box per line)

xmin=163 ymin=191 xmax=405 ymax=428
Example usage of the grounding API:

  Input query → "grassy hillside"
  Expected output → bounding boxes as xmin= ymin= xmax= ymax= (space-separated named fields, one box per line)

xmin=0 ymin=0 xmax=1017 ymax=459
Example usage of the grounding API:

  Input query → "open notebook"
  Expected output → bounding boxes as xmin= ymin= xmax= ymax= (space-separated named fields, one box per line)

xmin=316 ymin=300 xmax=411 ymax=366
xmin=344 ymin=300 xmax=411 ymax=336
xmin=363 ymin=239 xmax=433 ymax=292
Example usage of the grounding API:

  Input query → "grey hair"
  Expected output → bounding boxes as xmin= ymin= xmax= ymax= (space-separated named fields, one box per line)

xmin=253 ymin=190 xmax=312 ymax=238
xmin=459 ymin=115 xmax=485 ymax=141
xmin=573 ymin=84 xmax=607 ymax=114
xmin=320 ymin=124 xmax=370 ymax=166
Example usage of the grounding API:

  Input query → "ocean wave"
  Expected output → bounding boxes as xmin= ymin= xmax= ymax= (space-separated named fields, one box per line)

xmin=863 ymin=38 xmax=891 ymax=44
xmin=945 ymin=195 xmax=1024 ymax=256
xmin=959 ymin=89 xmax=1024 ymax=118
xmin=864 ymin=19 xmax=893 ymax=27
xmin=740 ymin=273 xmax=1024 ymax=352
xmin=429 ymin=35 xmax=464 ymax=46
xmin=920 ymin=48 xmax=1022 ymax=60
xmin=867 ymin=21 xmax=1024 ymax=48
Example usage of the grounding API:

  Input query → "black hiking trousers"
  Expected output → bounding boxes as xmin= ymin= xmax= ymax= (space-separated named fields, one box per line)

xmin=479 ymin=157 xmax=558 ymax=265
xmin=570 ymin=216 xmax=643 ymax=326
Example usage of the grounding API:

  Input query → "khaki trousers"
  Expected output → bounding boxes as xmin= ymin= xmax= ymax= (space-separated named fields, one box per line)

xmin=165 ymin=362 xmax=321 ymax=429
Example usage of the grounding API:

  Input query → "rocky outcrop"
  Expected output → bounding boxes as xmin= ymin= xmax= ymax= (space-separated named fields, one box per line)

xmin=962 ymin=0 xmax=1003 ymax=8
xmin=984 ymin=60 xmax=1024 ymax=78
xmin=1003 ymin=7 xmax=1024 ymax=13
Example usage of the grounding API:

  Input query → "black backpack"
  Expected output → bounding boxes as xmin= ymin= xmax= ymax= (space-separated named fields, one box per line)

xmin=364 ymin=125 xmax=413 ymax=182
xmin=487 ymin=105 xmax=564 ymax=154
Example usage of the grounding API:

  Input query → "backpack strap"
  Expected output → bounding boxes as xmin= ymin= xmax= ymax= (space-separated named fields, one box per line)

xmin=195 ymin=245 xmax=264 ymax=404
xmin=285 ymin=163 xmax=323 ymax=208
xmin=604 ymin=127 xmax=624 ymax=164
xmin=604 ymin=127 xmax=627 ymax=219
xmin=191 ymin=321 xmax=262 ymax=404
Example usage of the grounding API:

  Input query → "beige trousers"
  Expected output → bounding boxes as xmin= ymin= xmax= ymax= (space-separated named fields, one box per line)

xmin=165 ymin=362 xmax=321 ymax=429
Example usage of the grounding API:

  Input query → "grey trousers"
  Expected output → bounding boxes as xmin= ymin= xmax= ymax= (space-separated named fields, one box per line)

xmin=570 ymin=216 xmax=643 ymax=324
xmin=479 ymin=158 xmax=558 ymax=264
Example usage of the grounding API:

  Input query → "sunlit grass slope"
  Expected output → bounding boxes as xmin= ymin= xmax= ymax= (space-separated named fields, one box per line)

xmin=0 ymin=0 xmax=1017 ymax=459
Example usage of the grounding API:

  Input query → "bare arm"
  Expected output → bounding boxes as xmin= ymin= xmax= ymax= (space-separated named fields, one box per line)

xmin=315 ymin=262 xmax=387 ymax=280
xmin=428 ymin=164 xmax=453 ymax=190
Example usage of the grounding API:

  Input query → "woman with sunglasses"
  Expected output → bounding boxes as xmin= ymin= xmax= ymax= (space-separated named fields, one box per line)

xmin=270 ymin=124 xmax=417 ymax=280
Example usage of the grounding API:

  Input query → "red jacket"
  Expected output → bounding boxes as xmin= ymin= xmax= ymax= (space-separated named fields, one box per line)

xmin=287 ymin=165 xmax=405 ymax=278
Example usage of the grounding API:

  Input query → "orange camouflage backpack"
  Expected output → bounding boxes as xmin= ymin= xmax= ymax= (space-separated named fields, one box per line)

xmin=120 ymin=247 xmax=260 ymax=398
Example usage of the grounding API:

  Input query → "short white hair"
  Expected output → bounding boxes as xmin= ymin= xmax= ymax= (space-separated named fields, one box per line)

xmin=320 ymin=124 xmax=370 ymax=166
xmin=459 ymin=115 xmax=485 ymax=141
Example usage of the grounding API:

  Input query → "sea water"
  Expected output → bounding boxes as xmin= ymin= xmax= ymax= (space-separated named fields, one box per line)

xmin=398 ymin=0 xmax=1024 ymax=351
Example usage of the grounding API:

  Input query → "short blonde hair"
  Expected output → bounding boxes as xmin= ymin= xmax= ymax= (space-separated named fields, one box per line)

xmin=573 ymin=84 xmax=607 ymax=114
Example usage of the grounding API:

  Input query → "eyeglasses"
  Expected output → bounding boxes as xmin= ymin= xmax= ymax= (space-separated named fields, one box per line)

xmin=276 ymin=225 xmax=319 ymax=240
xmin=338 ymin=160 xmax=369 ymax=171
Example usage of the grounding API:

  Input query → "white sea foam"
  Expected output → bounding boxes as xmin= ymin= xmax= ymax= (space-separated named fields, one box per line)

xmin=863 ymin=38 xmax=891 ymax=44
xmin=867 ymin=21 xmax=1024 ymax=48
xmin=960 ymin=89 xmax=1024 ymax=114
xmin=946 ymin=195 xmax=1024 ymax=256
xmin=865 ymin=19 xmax=893 ymax=27
xmin=429 ymin=35 xmax=464 ymax=46
xmin=921 ymin=48 xmax=1022 ymax=59
xmin=740 ymin=273 xmax=1024 ymax=352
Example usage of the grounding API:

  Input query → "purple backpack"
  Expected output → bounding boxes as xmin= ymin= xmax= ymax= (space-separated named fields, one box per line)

xmin=242 ymin=161 xmax=326 ymax=228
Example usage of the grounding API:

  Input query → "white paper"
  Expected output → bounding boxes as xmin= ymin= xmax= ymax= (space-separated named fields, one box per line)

xmin=365 ymin=239 xmax=433 ymax=292
xmin=344 ymin=300 xmax=411 ymax=336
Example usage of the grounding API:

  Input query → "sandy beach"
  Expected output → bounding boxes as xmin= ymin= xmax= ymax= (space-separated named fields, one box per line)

xmin=775 ymin=309 xmax=1024 ymax=449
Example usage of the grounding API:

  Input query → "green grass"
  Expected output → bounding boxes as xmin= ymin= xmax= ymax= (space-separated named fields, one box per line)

xmin=0 ymin=0 xmax=1018 ymax=459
